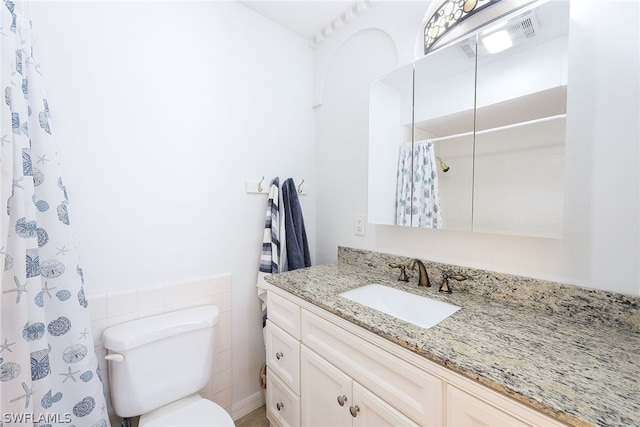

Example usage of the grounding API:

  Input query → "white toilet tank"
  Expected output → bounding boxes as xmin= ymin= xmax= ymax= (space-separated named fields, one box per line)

xmin=103 ymin=305 xmax=220 ymax=418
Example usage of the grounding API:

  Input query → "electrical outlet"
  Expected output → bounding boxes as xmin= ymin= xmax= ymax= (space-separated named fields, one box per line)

xmin=354 ymin=215 xmax=366 ymax=236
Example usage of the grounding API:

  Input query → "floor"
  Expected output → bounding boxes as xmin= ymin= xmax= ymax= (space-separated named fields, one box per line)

xmin=236 ymin=405 xmax=269 ymax=427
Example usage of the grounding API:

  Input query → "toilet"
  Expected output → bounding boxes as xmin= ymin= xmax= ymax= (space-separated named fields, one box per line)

xmin=103 ymin=305 xmax=235 ymax=426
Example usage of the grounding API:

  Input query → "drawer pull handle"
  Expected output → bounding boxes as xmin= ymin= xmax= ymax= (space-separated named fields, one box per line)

xmin=337 ymin=395 xmax=348 ymax=406
xmin=349 ymin=405 xmax=360 ymax=417
xmin=276 ymin=402 xmax=284 ymax=411
xmin=275 ymin=352 xmax=283 ymax=360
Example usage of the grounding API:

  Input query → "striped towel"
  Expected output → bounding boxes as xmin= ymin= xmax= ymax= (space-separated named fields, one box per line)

xmin=259 ymin=177 xmax=281 ymax=275
xmin=257 ymin=177 xmax=286 ymax=326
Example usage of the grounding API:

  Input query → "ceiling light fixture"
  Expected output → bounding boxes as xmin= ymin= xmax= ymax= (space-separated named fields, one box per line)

xmin=481 ymin=29 xmax=513 ymax=53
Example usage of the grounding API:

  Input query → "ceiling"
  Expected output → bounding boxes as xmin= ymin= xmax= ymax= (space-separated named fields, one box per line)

xmin=238 ymin=1 xmax=362 ymax=44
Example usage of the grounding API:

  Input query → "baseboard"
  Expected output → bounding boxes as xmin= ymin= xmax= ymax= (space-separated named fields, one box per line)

xmin=232 ymin=390 xmax=265 ymax=420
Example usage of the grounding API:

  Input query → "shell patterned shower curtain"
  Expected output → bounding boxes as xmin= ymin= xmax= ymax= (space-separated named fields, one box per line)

xmin=396 ymin=140 xmax=443 ymax=228
xmin=0 ymin=3 xmax=108 ymax=426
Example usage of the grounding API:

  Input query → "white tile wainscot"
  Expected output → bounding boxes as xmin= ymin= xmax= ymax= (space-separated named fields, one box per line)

xmin=88 ymin=274 xmax=233 ymax=421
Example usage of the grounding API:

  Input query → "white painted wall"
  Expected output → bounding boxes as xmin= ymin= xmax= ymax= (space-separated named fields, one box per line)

xmin=314 ymin=0 xmax=640 ymax=296
xmin=29 ymin=0 xmax=315 ymax=417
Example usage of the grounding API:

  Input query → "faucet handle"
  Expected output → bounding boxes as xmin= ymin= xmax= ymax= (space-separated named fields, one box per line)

xmin=389 ymin=263 xmax=409 ymax=282
xmin=439 ymin=273 xmax=466 ymax=294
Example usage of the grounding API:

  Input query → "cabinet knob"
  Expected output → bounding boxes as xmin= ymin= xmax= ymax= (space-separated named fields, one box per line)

xmin=275 ymin=352 xmax=283 ymax=360
xmin=349 ymin=405 xmax=360 ymax=418
xmin=276 ymin=402 xmax=284 ymax=411
xmin=337 ymin=395 xmax=348 ymax=406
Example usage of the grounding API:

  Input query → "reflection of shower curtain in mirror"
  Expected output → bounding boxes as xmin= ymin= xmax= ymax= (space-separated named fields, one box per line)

xmin=396 ymin=140 xmax=443 ymax=228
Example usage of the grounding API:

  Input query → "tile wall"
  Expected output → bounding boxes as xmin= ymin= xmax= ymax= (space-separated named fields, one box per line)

xmin=87 ymin=274 xmax=233 ymax=420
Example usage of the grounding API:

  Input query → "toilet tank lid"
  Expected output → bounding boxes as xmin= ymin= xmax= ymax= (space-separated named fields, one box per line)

xmin=103 ymin=305 xmax=220 ymax=352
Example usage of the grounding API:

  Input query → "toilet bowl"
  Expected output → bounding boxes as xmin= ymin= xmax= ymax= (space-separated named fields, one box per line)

xmin=139 ymin=394 xmax=234 ymax=427
xmin=103 ymin=305 xmax=235 ymax=426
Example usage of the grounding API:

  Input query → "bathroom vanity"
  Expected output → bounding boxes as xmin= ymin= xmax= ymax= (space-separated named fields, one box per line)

xmin=264 ymin=248 xmax=640 ymax=427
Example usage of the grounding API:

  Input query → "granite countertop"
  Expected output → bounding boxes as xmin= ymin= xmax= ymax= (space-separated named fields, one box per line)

xmin=264 ymin=250 xmax=640 ymax=427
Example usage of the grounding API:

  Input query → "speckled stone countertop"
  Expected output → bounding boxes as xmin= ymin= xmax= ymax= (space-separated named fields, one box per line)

xmin=264 ymin=247 xmax=640 ymax=427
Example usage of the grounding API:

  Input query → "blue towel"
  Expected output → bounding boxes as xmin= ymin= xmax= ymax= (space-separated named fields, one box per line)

xmin=282 ymin=178 xmax=311 ymax=270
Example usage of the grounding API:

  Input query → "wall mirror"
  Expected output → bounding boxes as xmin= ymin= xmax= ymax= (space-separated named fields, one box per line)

xmin=368 ymin=62 xmax=414 ymax=226
xmin=368 ymin=0 xmax=569 ymax=238
xmin=413 ymin=35 xmax=477 ymax=231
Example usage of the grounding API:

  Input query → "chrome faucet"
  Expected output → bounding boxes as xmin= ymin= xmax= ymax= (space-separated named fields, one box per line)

xmin=408 ymin=259 xmax=431 ymax=287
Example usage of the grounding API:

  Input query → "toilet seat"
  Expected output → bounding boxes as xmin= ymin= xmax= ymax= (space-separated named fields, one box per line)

xmin=139 ymin=394 xmax=235 ymax=427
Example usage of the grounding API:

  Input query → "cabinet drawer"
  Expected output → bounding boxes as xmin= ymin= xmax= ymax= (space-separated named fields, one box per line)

xmin=302 ymin=309 xmax=443 ymax=425
xmin=267 ymin=291 xmax=301 ymax=339
xmin=266 ymin=321 xmax=300 ymax=394
xmin=267 ymin=367 xmax=300 ymax=427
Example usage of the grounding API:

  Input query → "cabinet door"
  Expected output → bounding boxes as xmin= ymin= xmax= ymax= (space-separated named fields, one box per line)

xmin=351 ymin=382 xmax=419 ymax=427
xmin=446 ymin=385 xmax=532 ymax=427
xmin=301 ymin=346 xmax=352 ymax=427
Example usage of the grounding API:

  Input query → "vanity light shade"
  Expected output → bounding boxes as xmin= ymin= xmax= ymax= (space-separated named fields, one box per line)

xmin=424 ymin=0 xmax=502 ymax=54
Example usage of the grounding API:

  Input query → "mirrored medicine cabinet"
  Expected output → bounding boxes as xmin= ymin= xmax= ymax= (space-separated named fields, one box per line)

xmin=368 ymin=0 xmax=569 ymax=238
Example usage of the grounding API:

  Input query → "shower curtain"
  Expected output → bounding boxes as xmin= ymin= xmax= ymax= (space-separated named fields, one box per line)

xmin=396 ymin=140 xmax=443 ymax=228
xmin=1 ymin=3 xmax=109 ymax=426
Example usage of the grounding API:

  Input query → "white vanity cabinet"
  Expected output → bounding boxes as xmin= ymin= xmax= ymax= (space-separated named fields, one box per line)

xmin=265 ymin=287 xmax=567 ymax=427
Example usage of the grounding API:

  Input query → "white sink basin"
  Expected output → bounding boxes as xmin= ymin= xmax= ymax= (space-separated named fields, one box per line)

xmin=339 ymin=284 xmax=460 ymax=329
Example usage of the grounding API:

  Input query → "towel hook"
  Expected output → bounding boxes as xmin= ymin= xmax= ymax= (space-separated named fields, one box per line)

xmin=298 ymin=179 xmax=304 ymax=194
xmin=258 ymin=176 xmax=265 ymax=193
